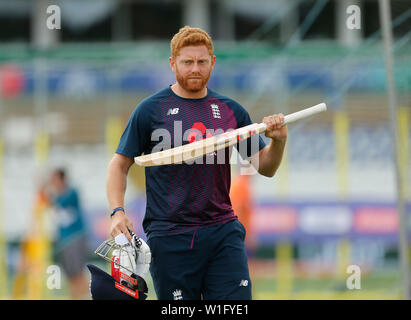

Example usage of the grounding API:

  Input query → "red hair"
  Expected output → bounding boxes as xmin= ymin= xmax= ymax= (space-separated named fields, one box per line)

xmin=170 ymin=26 xmax=214 ymax=59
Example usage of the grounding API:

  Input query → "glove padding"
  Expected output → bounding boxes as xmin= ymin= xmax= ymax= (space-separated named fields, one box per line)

xmin=112 ymin=231 xmax=151 ymax=282
xmin=131 ymin=234 xmax=151 ymax=282
xmin=112 ymin=234 xmax=137 ymax=282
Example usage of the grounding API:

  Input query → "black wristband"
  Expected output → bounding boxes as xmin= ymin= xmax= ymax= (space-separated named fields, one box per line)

xmin=110 ymin=207 xmax=125 ymax=217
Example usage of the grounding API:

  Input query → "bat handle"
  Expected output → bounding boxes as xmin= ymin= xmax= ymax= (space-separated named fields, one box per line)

xmin=283 ymin=103 xmax=327 ymax=125
xmin=260 ymin=102 xmax=327 ymax=130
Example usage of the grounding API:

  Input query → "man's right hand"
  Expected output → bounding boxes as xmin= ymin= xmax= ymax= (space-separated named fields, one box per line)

xmin=110 ymin=211 xmax=135 ymax=241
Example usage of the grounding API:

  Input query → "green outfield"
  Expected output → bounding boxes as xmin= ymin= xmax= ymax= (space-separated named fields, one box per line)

xmin=6 ymin=257 xmax=399 ymax=300
xmin=252 ymin=270 xmax=402 ymax=300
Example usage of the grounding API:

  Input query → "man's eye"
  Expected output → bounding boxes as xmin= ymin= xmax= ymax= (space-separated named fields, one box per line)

xmin=184 ymin=61 xmax=192 ymax=64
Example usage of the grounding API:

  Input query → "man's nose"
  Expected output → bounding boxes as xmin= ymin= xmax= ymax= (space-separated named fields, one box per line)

xmin=191 ymin=61 xmax=200 ymax=72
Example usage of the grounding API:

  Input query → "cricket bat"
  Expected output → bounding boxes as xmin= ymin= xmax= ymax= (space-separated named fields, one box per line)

xmin=134 ymin=102 xmax=327 ymax=166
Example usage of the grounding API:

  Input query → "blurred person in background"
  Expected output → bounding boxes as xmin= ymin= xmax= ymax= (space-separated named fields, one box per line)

xmin=12 ymin=173 xmax=52 ymax=299
xmin=48 ymin=168 xmax=90 ymax=299
xmin=230 ymin=172 xmax=257 ymax=257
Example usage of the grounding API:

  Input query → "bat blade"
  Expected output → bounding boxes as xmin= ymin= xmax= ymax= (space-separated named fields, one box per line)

xmin=134 ymin=103 xmax=326 ymax=167
xmin=134 ymin=123 xmax=266 ymax=166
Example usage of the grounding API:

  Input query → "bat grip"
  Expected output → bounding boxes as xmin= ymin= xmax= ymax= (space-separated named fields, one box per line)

xmin=260 ymin=103 xmax=326 ymax=130
xmin=283 ymin=103 xmax=326 ymax=125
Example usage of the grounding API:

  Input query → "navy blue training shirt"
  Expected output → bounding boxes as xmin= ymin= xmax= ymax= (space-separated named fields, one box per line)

xmin=116 ymin=86 xmax=266 ymax=239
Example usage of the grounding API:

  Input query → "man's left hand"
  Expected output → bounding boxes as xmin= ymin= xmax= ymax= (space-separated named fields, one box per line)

xmin=262 ymin=113 xmax=287 ymax=142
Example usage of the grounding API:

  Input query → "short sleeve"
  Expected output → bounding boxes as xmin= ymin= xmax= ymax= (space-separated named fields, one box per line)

xmin=116 ymin=102 xmax=152 ymax=159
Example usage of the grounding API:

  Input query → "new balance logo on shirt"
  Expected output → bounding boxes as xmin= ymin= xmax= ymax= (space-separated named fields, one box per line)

xmin=167 ymin=108 xmax=179 ymax=115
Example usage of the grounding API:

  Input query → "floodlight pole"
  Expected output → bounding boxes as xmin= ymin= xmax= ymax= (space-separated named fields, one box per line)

xmin=378 ymin=0 xmax=410 ymax=300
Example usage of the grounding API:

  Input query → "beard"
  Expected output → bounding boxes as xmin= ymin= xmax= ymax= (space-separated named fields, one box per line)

xmin=175 ymin=69 xmax=211 ymax=93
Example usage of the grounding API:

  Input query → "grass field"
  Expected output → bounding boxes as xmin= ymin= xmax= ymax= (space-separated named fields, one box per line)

xmin=2 ymin=257 xmax=402 ymax=300
xmin=250 ymin=259 xmax=402 ymax=300
xmin=252 ymin=272 xmax=402 ymax=300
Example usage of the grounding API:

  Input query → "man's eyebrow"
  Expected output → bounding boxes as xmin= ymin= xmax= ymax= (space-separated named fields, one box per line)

xmin=179 ymin=56 xmax=210 ymax=60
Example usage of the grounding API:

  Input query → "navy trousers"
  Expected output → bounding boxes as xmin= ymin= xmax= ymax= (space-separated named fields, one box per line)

xmin=147 ymin=219 xmax=252 ymax=300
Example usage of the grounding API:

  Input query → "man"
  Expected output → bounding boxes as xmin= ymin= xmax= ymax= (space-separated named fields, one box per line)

xmin=49 ymin=168 xmax=90 ymax=299
xmin=107 ymin=26 xmax=287 ymax=300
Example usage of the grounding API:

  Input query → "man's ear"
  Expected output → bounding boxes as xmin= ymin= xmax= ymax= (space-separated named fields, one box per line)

xmin=211 ymin=55 xmax=216 ymax=70
xmin=169 ymin=56 xmax=176 ymax=73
